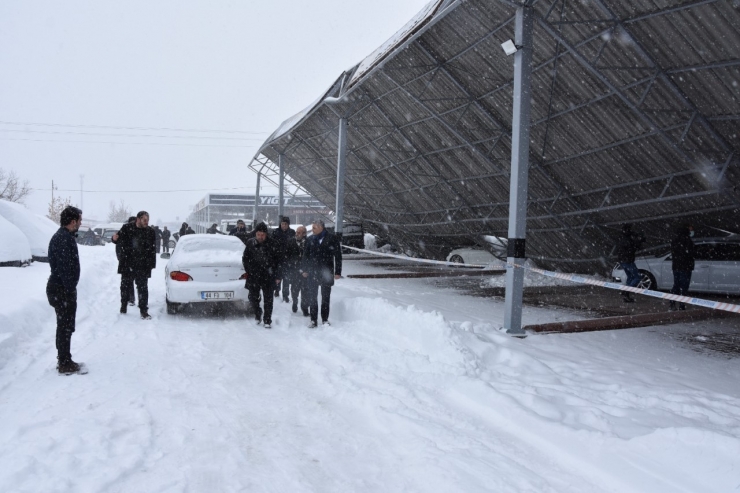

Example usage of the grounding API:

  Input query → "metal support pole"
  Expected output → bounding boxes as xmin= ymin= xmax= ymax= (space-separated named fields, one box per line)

xmin=335 ymin=118 xmax=348 ymax=237
xmin=278 ymin=154 xmax=285 ymax=221
xmin=504 ymin=4 xmax=533 ymax=338
xmin=253 ymin=173 xmax=261 ymax=227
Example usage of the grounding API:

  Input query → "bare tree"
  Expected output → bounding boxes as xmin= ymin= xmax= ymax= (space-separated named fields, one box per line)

xmin=47 ymin=196 xmax=72 ymax=224
xmin=107 ymin=200 xmax=132 ymax=222
xmin=0 ymin=168 xmax=31 ymax=203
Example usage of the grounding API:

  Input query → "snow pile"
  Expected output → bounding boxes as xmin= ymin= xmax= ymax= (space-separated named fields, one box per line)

xmin=0 ymin=248 xmax=739 ymax=491
xmin=0 ymin=199 xmax=58 ymax=260
xmin=0 ymin=214 xmax=32 ymax=265
xmin=363 ymin=233 xmax=377 ymax=250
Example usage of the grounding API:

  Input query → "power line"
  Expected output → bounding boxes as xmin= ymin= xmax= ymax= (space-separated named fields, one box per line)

xmin=0 ymin=128 xmax=266 ymax=141
xmin=0 ymin=137 xmax=257 ymax=148
xmin=0 ymin=120 xmax=269 ymax=135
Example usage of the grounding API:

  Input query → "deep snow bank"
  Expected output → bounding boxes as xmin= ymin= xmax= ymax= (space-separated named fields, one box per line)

xmin=0 ymin=199 xmax=57 ymax=260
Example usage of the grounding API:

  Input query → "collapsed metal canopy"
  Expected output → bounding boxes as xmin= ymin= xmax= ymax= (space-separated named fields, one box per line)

xmin=250 ymin=0 xmax=740 ymax=274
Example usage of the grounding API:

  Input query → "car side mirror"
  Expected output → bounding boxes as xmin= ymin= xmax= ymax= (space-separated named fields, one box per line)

xmin=160 ymin=253 xmax=171 ymax=260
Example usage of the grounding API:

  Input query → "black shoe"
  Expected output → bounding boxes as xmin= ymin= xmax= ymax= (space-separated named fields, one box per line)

xmin=308 ymin=320 xmax=318 ymax=328
xmin=283 ymin=297 xmax=290 ymax=303
xmin=140 ymin=311 xmax=152 ymax=320
xmin=622 ymin=293 xmax=635 ymax=303
xmin=264 ymin=321 xmax=272 ymax=329
xmin=120 ymin=303 xmax=127 ymax=314
xmin=302 ymin=310 xmax=309 ymax=317
xmin=292 ymin=302 xmax=298 ymax=313
xmin=57 ymin=359 xmax=81 ymax=375
xmin=274 ymin=292 xmax=280 ymax=298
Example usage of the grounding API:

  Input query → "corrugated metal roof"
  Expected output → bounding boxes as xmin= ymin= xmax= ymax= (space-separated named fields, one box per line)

xmin=253 ymin=0 xmax=740 ymax=273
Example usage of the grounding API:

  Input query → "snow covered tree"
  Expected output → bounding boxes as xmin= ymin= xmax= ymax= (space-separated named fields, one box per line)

xmin=0 ymin=168 xmax=31 ymax=203
xmin=108 ymin=200 xmax=132 ymax=222
xmin=47 ymin=196 xmax=72 ymax=224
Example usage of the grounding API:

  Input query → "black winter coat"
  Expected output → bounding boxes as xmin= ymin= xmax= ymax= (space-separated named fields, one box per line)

xmin=161 ymin=229 xmax=171 ymax=242
xmin=272 ymin=227 xmax=295 ymax=258
xmin=48 ymin=227 xmax=80 ymax=292
xmin=615 ymin=231 xmax=645 ymax=263
xmin=113 ymin=223 xmax=156 ymax=277
xmin=281 ymin=236 xmax=306 ymax=278
xmin=671 ymin=228 xmax=695 ymax=272
xmin=303 ymin=231 xmax=342 ymax=286
xmin=242 ymin=237 xmax=281 ymax=285
xmin=229 ymin=226 xmax=251 ymax=245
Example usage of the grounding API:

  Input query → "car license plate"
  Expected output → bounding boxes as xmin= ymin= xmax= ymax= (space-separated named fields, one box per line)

xmin=201 ymin=291 xmax=234 ymax=300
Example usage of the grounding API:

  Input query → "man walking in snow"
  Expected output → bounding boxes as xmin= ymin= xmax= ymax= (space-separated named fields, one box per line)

xmin=302 ymin=220 xmax=342 ymax=328
xmin=284 ymin=225 xmax=309 ymax=316
xmin=669 ymin=224 xmax=695 ymax=311
xmin=46 ymin=206 xmax=84 ymax=374
xmin=615 ymin=223 xmax=645 ymax=303
xmin=116 ymin=216 xmax=137 ymax=307
xmin=242 ymin=222 xmax=281 ymax=329
xmin=112 ymin=211 xmax=156 ymax=319
xmin=272 ymin=216 xmax=296 ymax=301
xmin=229 ymin=219 xmax=251 ymax=245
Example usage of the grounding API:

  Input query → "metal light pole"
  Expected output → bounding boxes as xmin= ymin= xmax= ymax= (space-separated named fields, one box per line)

xmin=335 ymin=118 xmax=348 ymax=236
xmin=503 ymin=3 xmax=534 ymax=337
xmin=278 ymin=154 xmax=285 ymax=221
xmin=253 ymin=172 xmax=261 ymax=227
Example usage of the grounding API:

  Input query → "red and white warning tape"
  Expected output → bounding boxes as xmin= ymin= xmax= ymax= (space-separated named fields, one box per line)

xmin=343 ymin=246 xmax=740 ymax=314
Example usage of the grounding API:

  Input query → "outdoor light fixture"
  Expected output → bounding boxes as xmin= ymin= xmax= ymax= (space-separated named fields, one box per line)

xmin=501 ymin=39 xmax=519 ymax=56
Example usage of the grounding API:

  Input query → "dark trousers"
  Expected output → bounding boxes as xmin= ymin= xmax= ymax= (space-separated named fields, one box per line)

xmin=305 ymin=281 xmax=332 ymax=323
xmin=620 ymin=262 xmax=641 ymax=288
xmin=46 ymin=283 xmax=77 ymax=362
xmin=248 ymin=280 xmax=274 ymax=324
xmin=121 ymin=271 xmax=149 ymax=311
xmin=155 ymin=240 xmax=161 ymax=254
xmin=671 ymin=270 xmax=692 ymax=308
xmin=274 ymin=279 xmax=290 ymax=299
xmin=121 ymin=276 xmax=136 ymax=304
xmin=163 ymin=241 xmax=170 ymax=253
xmin=291 ymin=275 xmax=309 ymax=313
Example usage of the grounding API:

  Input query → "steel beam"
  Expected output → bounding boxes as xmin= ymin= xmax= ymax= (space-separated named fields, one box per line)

xmin=335 ymin=118 xmax=348 ymax=235
xmin=503 ymin=4 xmax=533 ymax=337
xmin=278 ymin=154 xmax=285 ymax=221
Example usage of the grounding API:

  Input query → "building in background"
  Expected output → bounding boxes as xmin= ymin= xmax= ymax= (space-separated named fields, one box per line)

xmin=187 ymin=193 xmax=330 ymax=233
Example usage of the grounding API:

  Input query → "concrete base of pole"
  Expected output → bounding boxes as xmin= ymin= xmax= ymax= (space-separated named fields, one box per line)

xmin=504 ymin=257 xmax=527 ymax=337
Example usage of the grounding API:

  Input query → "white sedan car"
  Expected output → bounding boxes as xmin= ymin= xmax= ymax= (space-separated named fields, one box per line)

xmin=446 ymin=247 xmax=500 ymax=265
xmin=165 ymin=234 xmax=249 ymax=314
xmin=611 ymin=237 xmax=740 ymax=294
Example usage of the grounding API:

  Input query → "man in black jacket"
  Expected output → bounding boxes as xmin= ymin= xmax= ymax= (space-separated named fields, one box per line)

xmin=284 ymin=225 xmax=309 ymax=316
xmin=46 ymin=206 xmax=83 ymax=374
xmin=161 ymin=226 xmax=171 ymax=253
xmin=207 ymin=223 xmax=225 ymax=235
xmin=112 ymin=211 xmax=157 ymax=319
xmin=229 ymin=219 xmax=251 ymax=245
xmin=242 ymin=222 xmax=281 ymax=328
xmin=615 ymin=223 xmax=645 ymax=303
xmin=116 ymin=216 xmax=137 ymax=306
xmin=272 ymin=216 xmax=296 ymax=301
xmin=670 ymin=224 xmax=695 ymax=311
xmin=302 ymin=220 xmax=342 ymax=328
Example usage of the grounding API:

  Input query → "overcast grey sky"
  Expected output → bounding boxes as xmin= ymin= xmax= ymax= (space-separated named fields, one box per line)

xmin=0 ymin=0 xmax=431 ymax=224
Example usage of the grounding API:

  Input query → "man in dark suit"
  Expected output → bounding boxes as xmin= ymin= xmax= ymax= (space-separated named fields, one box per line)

xmin=112 ymin=211 xmax=157 ymax=319
xmin=242 ymin=222 xmax=281 ymax=328
xmin=302 ymin=220 xmax=342 ymax=328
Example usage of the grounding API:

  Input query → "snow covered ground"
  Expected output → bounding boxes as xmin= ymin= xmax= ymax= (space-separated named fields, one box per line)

xmin=0 ymin=245 xmax=739 ymax=492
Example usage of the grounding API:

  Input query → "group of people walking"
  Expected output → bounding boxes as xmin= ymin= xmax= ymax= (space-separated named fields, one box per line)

xmin=615 ymin=222 xmax=696 ymax=310
xmin=242 ymin=217 xmax=342 ymax=329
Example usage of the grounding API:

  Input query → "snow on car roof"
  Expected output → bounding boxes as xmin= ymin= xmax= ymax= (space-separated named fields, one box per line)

xmin=0 ymin=199 xmax=57 ymax=258
xmin=177 ymin=234 xmax=245 ymax=253
xmin=0 ymin=214 xmax=32 ymax=263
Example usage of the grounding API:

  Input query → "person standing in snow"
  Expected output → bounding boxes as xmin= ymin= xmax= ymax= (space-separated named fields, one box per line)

xmin=207 ymin=223 xmax=225 ymax=235
xmin=154 ymin=225 xmax=163 ymax=253
xmin=116 ymin=216 xmax=137 ymax=307
xmin=614 ymin=223 xmax=645 ymax=303
xmin=112 ymin=211 xmax=156 ymax=320
xmin=302 ymin=220 xmax=342 ymax=328
xmin=271 ymin=216 xmax=295 ymax=301
xmin=229 ymin=219 xmax=251 ymax=245
xmin=283 ymin=225 xmax=309 ymax=316
xmin=46 ymin=206 xmax=83 ymax=374
xmin=242 ymin=222 xmax=281 ymax=328
xmin=161 ymin=226 xmax=171 ymax=253
xmin=669 ymin=224 xmax=695 ymax=311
